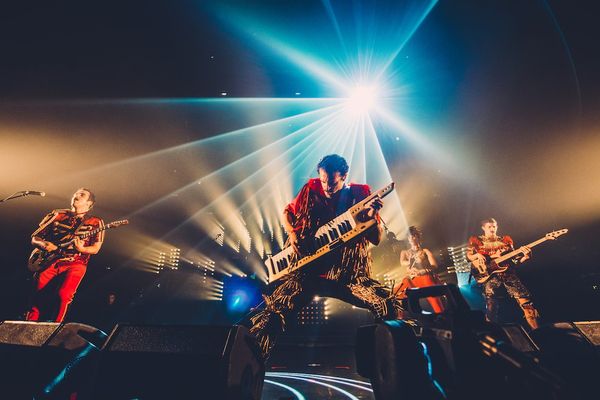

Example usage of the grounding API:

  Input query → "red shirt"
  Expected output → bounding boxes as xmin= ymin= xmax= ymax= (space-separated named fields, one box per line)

xmin=32 ymin=209 xmax=104 ymax=265
xmin=285 ymin=178 xmax=371 ymax=235
xmin=468 ymin=234 xmax=514 ymax=257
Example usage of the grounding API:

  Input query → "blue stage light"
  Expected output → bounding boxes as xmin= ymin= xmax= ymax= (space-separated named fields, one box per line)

xmin=224 ymin=276 xmax=262 ymax=313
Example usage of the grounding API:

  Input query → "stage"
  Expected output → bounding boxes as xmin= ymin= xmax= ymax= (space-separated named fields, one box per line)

xmin=263 ymin=344 xmax=373 ymax=400
xmin=1 ymin=1 xmax=600 ymax=398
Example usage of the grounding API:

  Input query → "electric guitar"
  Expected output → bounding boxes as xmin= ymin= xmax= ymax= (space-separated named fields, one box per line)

xmin=470 ymin=229 xmax=568 ymax=284
xmin=27 ymin=219 xmax=129 ymax=272
xmin=265 ymin=182 xmax=395 ymax=283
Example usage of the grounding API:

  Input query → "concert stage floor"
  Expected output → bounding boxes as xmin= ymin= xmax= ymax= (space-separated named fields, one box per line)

xmin=262 ymin=344 xmax=373 ymax=399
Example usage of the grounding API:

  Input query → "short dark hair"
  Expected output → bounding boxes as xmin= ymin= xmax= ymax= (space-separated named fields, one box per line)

xmin=481 ymin=217 xmax=497 ymax=226
xmin=317 ymin=154 xmax=349 ymax=176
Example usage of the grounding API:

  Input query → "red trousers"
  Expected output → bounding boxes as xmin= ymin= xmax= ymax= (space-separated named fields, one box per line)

xmin=394 ymin=273 xmax=445 ymax=314
xmin=26 ymin=260 xmax=87 ymax=323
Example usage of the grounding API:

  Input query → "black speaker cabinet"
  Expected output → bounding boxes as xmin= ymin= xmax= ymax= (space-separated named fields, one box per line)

xmin=356 ymin=320 xmax=440 ymax=400
xmin=0 ymin=320 xmax=107 ymax=399
xmin=530 ymin=321 xmax=600 ymax=399
xmin=94 ymin=324 xmax=264 ymax=400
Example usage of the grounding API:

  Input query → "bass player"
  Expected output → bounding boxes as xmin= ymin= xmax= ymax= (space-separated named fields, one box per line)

xmin=466 ymin=218 xmax=539 ymax=329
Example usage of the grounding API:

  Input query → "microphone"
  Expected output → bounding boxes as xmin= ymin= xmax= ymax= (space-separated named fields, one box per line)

xmin=24 ymin=191 xmax=46 ymax=197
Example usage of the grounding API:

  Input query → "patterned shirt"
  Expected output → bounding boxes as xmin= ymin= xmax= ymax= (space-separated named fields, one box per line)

xmin=284 ymin=178 xmax=376 ymax=281
xmin=32 ymin=209 xmax=104 ymax=265
xmin=468 ymin=234 xmax=514 ymax=257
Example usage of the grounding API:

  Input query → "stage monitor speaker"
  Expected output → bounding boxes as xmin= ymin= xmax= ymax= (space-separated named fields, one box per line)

xmin=94 ymin=324 xmax=264 ymax=400
xmin=531 ymin=321 xmax=600 ymax=355
xmin=0 ymin=320 xmax=107 ymax=400
xmin=499 ymin=323 xmax=538 ymax=353
xmin=356 ymin=320 xmax=442 ymax=400
xmin=529 ymin=321 xmax=600 ymax=399
xmin=572 ymin=321 xmax=600 ymax=346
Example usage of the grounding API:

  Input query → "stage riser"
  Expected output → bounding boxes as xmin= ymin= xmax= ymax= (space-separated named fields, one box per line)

xmin=0 ymin=321 xmax=106 ymax=399
xmin=0 ymin=321 xmax=264 ymax=400
xmin=95 ymin=324 xmax=264 ymax=400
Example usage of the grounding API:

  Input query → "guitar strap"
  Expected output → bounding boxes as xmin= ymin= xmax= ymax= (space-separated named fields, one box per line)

xmin=53 ymin=216 xmax=90 ymax=266
xmin=32 ymin=210 xmax=61 ymax=238
xmin=71 ymin=215 xmax=89 ymax=243
xmin=56 ymin=214 xmax=88 ymax=248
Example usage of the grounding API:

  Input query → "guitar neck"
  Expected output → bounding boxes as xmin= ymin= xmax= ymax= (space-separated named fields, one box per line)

xmin=496 ymin=237 xmax=549 ymax=263
xmin=80 ymin=225 xmax=108 ymax=239
xmin=58 ymin=224 xmax=114 ymax=247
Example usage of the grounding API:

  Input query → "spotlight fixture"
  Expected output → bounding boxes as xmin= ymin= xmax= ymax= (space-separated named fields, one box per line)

xmin=346 ymin=84 xmax=380 ymax=114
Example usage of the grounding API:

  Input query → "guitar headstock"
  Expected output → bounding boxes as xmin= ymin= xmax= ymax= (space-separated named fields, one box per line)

xmin=107 ymin=219 xmax=130 ymax=229
xmin=546 ymin=229 xmax=568 ymax=240
xmin=379 ymin=182 xmax=395 ymax=197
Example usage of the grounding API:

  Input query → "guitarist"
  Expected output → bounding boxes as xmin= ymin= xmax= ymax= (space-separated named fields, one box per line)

xmin=250 ymin=154 xmax=401 ymax=359
xmin=466 ymin=218 xmax=539 ymax=329
xmin=26 ymin=188 xmax=104 ymax=322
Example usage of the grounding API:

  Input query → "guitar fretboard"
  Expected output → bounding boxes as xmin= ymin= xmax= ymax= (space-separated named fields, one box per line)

xmin=78 ymin=220 xmax=127 ymax=238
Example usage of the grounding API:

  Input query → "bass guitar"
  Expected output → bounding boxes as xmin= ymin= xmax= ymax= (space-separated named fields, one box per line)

xmin=470 ymin=229 xmax=568 ymax=284
xmin=27 ymin=219 xmax=129 ymax=272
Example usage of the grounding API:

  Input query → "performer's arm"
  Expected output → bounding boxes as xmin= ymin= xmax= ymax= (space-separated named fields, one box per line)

xmin=518 ymin=245 xmax=532 ymax=263
xmin=466 ymin=249 xmax=484 ymax=263
xmin=364 ymin=197 xmax=383 ymax=245
xmin=74 ymin=218 xmax=104 ymax=255
xmin=424 ymin=248 xmax=438 ymax=270
xmin=283 ymin=209 xmax=300 ymax=254
xmin=31 ymin=211 xmax=59 ymax=251
xmin=365 ymin=222 xmax=383 ymax=245
xmin=400 ymin=250 xmax=411 ymax=267
xmin=506 ymin=236 xmax=531 ymax=263
xmin=32 ymin=236 xmax=58 ymax=252
xmin=466 ymin=238 xmax=485 ymax=263
xmin=517 ymin=247 xmax=531 ymax=263
xmin=73 ymin=237 xmax=103 ymax=254
xmin=400 ymin=249 xmax=416 ymax=277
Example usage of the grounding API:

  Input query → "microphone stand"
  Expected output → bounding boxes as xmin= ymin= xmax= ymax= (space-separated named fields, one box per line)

xmin=0 ymin=191 xmax=30 ymax=203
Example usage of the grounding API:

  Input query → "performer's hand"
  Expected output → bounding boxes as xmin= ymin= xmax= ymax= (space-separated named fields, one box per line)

xmin=474 ymin=253 xmax=486 ymax=263
xmin=287 ymin=231 xmax=300 ymax=255
xmin=366 ymin=196 xmax=383 ymax=219
xmin=44 ymin=242 xmax=58 ymax=252
xmin=406 ymin=266 xmax=418 ymax=278
xmin=519 ymin=246 xmax=531 ymax=263
xmin=73 ymin=237 xmax=86 ymax=253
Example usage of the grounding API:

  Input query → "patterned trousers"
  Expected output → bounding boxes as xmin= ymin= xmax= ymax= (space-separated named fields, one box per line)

xmin=482 ymin=271 xmax=539 ymax=328
xmin=250 ymin=272 xmax=402 ymax=359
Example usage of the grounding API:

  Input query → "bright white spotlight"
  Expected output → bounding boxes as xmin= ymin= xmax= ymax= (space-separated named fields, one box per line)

xmin=346 ymin=84 xmax=379 ymax=114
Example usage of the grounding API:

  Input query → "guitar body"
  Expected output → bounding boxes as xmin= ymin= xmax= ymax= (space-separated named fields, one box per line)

xmin=470 ymin=254 xmax=514 ymax=284
xmin=27 ymin=248 xmax=69 ymax=272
